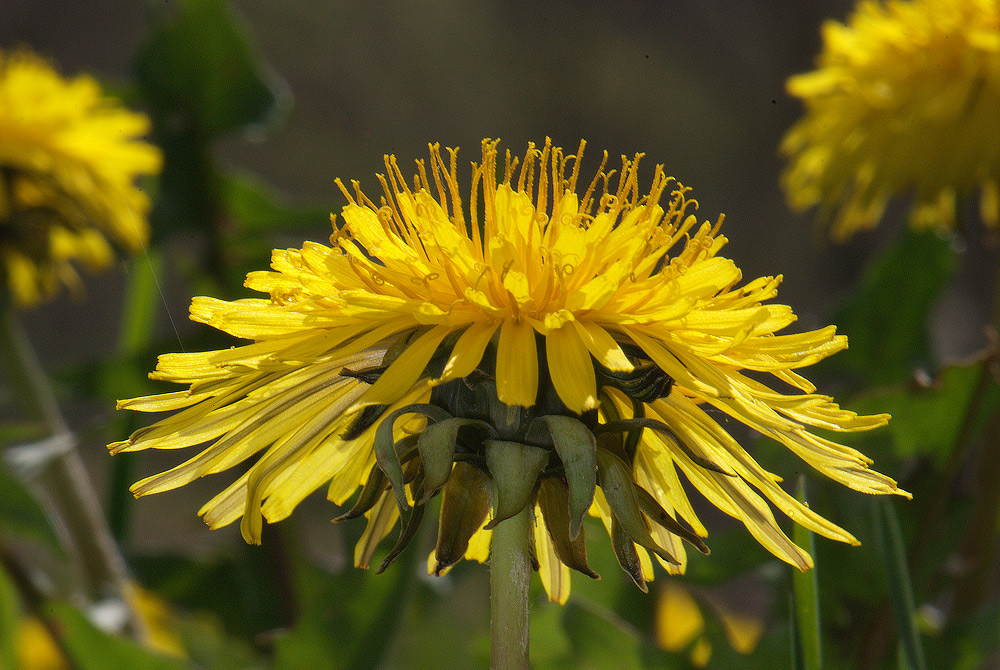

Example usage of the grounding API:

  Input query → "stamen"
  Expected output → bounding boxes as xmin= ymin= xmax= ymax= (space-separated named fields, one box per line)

xmin=535 ymin=141 xmax=549 ymax=215
xmin=517 ymin=141 xmax=536 ymax=198
xmin=579 ymin=150 xmax=609 ymax=216
xmin=334 ymin=178 xmax=356 ymax=205
xmin=469 ymin=160 xmax=484 ymax=256
xmin=409 ymin=157 xmax=426 ymax=195
xmin=444 ymin=147 xmax=465 ymax=229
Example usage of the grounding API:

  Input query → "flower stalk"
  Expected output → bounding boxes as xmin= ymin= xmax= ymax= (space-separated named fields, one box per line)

xmin=0 ymin=297 xmax=145 ymax=640
xmin=490 ymin=505 xmax=532 ymax=670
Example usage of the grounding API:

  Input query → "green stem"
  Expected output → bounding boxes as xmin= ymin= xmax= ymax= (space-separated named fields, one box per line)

xmin=0 ymin=299 xmax=66 ymax=433
xmin=491 ymin=506 xmax=531 ymax=670
xmin=0 ymin=298 xmax=146 ymax=640
xmin=108 ymin=251 xmax=165 ymax=542
xmin=792 ymin=476 xmax=822 ymax=670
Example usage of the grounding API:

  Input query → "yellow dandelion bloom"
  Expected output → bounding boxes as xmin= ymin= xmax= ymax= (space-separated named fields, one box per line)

xmin=0 ymin=49 xmax=161 ymax=307
xmin=113 ymin=139 xmax=904 ymax=603
xmin=781 ymin=0 xmax=1000 ymax=240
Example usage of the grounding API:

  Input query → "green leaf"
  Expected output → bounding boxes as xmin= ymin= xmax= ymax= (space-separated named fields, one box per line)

xmin=828 ymin=228 xmax=955 ymax=386
xmin=136 ymin=0 xmax=284 ymax=139
xmin=875 ymin=498 xmax=927 ymax=670
xmin=791 ymin=476 xmax=822 ymax=670
xmin=0 ymin=462 xmax=64 ymax=554
xmin=529 ymin=415 xmax=596 ymax=540
xmin=852 ymin=358 xmax=1000 ymax=464
xmin=433 ymin=461 xmax=491 ymax=574
xmin=373 ymin=404 xmax=451 ymax=513
xmin=596 ymin=450 xmax=678 ymax=568
xmin=218 ymin=172 xmax=333 ymax=233
xmin=484 ymin=440 xmax=549 ymax=528
xmin=416 ymin=418 xmax=490 ymax=504
xmin=536 ymin=478 xmax=599 ymax=579
xmin=48 ymin=601 xmax=188 ymax=670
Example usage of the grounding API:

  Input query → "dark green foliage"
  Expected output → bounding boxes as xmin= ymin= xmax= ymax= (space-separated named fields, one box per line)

xmin=826 ymin=229 xmax=956 ymax=387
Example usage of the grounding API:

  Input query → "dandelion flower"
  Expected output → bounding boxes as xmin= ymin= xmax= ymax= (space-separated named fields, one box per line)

xmin=0 ymin=49 xmax=161 ymax=307
xmin=781 ymin=0 xmax=1000 ymax=240
xmin=113 ymin=139 xmax=905 ymax=603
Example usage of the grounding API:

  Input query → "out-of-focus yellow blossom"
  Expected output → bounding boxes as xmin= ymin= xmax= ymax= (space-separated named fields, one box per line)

xmin=782 ymin=0 xmax=1000 ymax=239
xmin=0 ymin=49 xmax=160 ymax=307
xmin=656 ymin=580 xmax=765 ymax=667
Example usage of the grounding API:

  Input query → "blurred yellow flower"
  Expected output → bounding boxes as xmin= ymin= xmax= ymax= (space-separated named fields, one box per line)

xmin=0 ymin=49 xmax=161 ymax=307
xmin=16 ymin=618 xmax=66 ymax=670
xmin=113 ymin=139 xmax=904 ymax=604
xmin=781 ymin=0 xmax=1000 ymax=240
xmin=656 ymin=580 xmax=765 ymax=667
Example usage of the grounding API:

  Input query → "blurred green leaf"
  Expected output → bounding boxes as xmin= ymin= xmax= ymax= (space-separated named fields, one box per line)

xmin=172 ymin=611 xmax=262 ymax=670
xmin=0 ymin=423 xmax=45 ymax=448
xmin=529 ymin=601 xmax=574 ymax=668
xmin=136 ymin=0 xmax=283 ymax=139
xmin=219 ymin=173 xmax=332 ymax=234
xmin=851 ymin=357 xmax=1000 ymax=465
xmin=562 ymin=600 xmax=644 ymax=669
xmin=0 ymin=464 xmax=64 ymax=555
xmin=274 ymin=554 xmax=414 ymax=670
xmin=926 ymin=596 xmax=1000 ymax=670
xmin=791 ymin=477 xmax=822 ymax=670
xmin=680 ymin=531 xmax=774 ymax=586
xmin=135 ymin=0 xmax=288 ymax=242
xmin=0 ymin=566 xmax=17 ymax=670
xmin=828 ymin=229 xmax=955 ymax=387
xmin=875 ymin=499 xmax=926 ymax=670
xmin=48 ymin=600 xmax=189 ymax=670
xmin=119 ymin=252 xmax=166 ymax=358
xmin=134 ymin=549 xmax=285 ymax=643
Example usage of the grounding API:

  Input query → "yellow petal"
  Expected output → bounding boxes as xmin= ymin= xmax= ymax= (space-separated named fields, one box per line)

xmin=496 ymin=318 xmax=538 ymax=407
xmin=360 ymin=325 xmax=454 ymax=406
xmin=656 ymin=581 xmax=704 ymax=652
xmin=433 ymin=320 xmax=499 ymax=384
xmin=535 ymin=503 xmax=572 ymax=604
xmin=571 ymin=320 xmax=633 ymax=372
xmin=545 ymin=323 xmax=599 ymax=413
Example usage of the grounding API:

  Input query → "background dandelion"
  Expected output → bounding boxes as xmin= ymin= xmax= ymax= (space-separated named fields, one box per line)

xmin=781 ymin=0 xmax=1000 ymax=239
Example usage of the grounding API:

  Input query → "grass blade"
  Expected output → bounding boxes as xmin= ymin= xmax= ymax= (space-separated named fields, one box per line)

xmin=791 ymin=475 xmax=822 ymax=670
xmin=875 ymin=497 xmax=926 ymax=670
